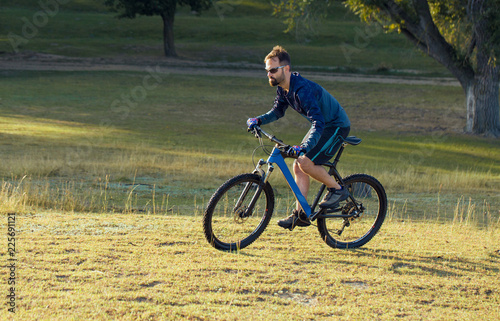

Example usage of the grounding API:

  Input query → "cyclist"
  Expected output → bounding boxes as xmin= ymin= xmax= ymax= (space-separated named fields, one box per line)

xmin=247 ymin=45 xmax=351 ymax=230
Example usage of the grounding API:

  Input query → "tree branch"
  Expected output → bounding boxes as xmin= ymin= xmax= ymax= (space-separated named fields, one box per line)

xmin=400 ymin=27 xmax=429 ymax=53
xmin=381 ymin=0 xmax=475 ymax=86
xmin=466 ymin=33 xmax=477 ymax=59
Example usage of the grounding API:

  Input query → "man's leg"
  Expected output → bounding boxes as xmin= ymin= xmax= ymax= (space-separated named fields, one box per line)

xmin=293 ymin=156 xmax=341 ymax=211
xmin=296 ymin=156 xmax=340 ymax=188
xmin=289 ymin=126 xmax=351 ymax=214
xmin=277 ymin=159 xmax=314 ymax=230
xmin=293 ymin=159 xmax=310 ymax=211
xmin=296 ymin=155 xmax=348 ymax=209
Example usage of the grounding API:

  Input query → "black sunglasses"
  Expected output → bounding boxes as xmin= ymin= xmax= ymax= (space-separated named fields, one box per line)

xmin=266 ymin=65 xmax=288 ymax=74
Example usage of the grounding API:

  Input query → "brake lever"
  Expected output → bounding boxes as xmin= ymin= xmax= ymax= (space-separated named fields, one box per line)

xmin=277 ymin=145 xmax=293 ymax=158
xmin=252 ymin=127 xmax=262 ymax=138
xmin=280 ymin=145 xmax=291 ymax=154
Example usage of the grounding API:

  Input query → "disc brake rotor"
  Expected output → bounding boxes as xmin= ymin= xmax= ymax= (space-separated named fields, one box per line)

xmin=233 ymin=206 xmax=248 ymax=223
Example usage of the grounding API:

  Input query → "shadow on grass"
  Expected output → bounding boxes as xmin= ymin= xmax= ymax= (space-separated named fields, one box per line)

xmin=343 ymin=248 xmax=499 ymax=278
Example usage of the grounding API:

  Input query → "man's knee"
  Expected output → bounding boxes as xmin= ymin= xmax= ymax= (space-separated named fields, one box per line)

xmin=293 ymin=159 xmax=306 ymax=175
xmin=295 ymin=156 xmax=314 ymax=173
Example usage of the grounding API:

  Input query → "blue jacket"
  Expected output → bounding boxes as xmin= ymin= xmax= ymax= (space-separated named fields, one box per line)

xmin=257 ymin=72 xmax=350 ymax=152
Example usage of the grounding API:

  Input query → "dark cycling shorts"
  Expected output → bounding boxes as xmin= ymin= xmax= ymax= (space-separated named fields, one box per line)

xmin=303 ymin=126 xmax=350 ymax=165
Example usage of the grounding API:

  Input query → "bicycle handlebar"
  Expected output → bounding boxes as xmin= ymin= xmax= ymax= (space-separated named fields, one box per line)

xmin=252 ymin=126 xmax=287 ymax=148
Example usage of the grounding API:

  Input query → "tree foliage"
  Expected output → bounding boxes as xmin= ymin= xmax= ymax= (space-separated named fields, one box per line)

xmin=104 ymin=0 xmax=211 ymax=18
xmin=104 ymin=0 xmax=212 ymax=56
xmin=275 ymin=0 xmax=500 ymax=136
xmin=344 ymin=0 xmax=500 ymax=69
xmin=272 ymin=0 xmax=331 ymax=42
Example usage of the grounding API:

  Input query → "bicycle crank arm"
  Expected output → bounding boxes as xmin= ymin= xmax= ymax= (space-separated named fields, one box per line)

xmin=310 ymin=207 xmax=350 ymax=220
xmin=316 ymin=208 xmax=362 ymax=219
xmin=316 ymin=214 xmax=357 ymax=219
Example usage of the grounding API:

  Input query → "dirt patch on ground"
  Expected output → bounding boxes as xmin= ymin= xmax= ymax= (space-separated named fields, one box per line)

xmin=0 ymin=51 xmax=459 ymax=86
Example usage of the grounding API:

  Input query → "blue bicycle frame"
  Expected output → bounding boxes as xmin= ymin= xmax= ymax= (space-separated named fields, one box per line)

xmin=251 ymin=126 xmax=352 ymax=220
xmin=258 ymin=147 xmax=313 ymax=217
xmin=251 ymin=126 xmax=316 ymax=219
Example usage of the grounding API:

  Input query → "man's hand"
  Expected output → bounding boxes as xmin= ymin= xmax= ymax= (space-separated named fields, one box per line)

xmin=246 ymin=118 xmax=260 ymax=131
xmin=286 ymin=145 xmax=305 ymax=157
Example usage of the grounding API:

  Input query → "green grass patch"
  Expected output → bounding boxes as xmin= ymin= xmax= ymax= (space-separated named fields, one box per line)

xmin=0 ymin=1 xmax=447 ymax=74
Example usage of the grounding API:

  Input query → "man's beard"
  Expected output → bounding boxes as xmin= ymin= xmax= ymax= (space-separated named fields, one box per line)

xmin=269 ymin=77 xmax=279 ymax=87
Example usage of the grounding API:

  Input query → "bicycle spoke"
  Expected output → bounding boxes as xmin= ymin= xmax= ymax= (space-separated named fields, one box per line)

xmin=204 ymin=174 xmax=274 ymax=251
xmin=317 ymin=174 xmax=387 ymax=248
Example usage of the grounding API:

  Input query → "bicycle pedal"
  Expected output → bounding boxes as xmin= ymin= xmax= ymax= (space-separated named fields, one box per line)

xmin=277 ymin=223 xmax=296 ymax=231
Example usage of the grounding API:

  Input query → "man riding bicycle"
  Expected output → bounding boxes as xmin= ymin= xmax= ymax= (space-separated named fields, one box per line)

xmin=247 ymin=45 xmax=351 ymax=230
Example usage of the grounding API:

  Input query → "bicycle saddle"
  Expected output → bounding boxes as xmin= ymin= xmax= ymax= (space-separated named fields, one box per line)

xmin=344 ymin=136 xmax=362 ymax=145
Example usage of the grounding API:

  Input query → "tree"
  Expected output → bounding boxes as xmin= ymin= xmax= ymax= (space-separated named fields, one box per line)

xmin=275 ymin=0 xmax=500 ymax=136
xmin=271 ymin=0 xmax=330 ymax=42
xmin=104 ymin=0 xmax=211 ymax=57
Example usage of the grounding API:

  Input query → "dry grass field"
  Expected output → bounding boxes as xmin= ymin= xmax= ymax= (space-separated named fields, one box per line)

xmin=3 ymin=212 xmax=498 ymax=320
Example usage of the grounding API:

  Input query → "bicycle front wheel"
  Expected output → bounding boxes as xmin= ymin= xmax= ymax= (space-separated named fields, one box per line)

xmin=203 ymin=173 xmax=274 ymax=251
xmin=317 ymin=174 xmax=387 ymax=249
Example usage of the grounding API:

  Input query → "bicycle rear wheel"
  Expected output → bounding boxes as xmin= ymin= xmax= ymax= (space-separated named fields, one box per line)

xmin=317 ymin=174 xmax=387 ymax=249
xmin=203 ymin=173 xmax=274 ymax=251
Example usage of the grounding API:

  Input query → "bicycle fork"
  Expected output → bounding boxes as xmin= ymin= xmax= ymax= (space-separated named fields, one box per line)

xmin=234 ymin=159 xmax=274 ymax=218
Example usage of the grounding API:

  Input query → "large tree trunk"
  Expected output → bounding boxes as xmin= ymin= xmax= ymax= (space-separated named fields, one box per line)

xmin=463 ymin=0 xmax=500 ymax=136
xmin=464 ymin=61 xmax=500 ymax=137
xmin=397 ymin=0 xmax=500 ymax=137
xmin=161 ymin=11 xmax=177 ymax=57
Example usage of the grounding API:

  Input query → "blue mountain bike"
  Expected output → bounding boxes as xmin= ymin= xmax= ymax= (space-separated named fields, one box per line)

xmin=203 ymin=126 xmax=387 ymax=251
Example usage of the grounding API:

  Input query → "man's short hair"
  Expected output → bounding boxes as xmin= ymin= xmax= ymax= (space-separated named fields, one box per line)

xmin=264 ymin=45 xmax=291 ymax=65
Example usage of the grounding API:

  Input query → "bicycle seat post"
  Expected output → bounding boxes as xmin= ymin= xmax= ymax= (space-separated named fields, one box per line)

xmin=331 ymin=142 xmax=347 ymax=168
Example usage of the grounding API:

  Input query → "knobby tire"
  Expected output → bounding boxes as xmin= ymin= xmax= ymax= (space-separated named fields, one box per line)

xmin=203 ymin=173 xmax=274 ymax=251
xmin=317 ymin=173 xmax=387 ymax=249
